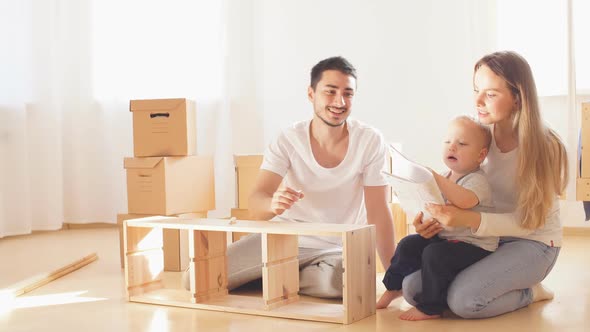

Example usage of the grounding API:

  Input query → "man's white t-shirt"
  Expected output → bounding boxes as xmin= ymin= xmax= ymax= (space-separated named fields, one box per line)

xmin=261 ymin=118 xmax=389 ymax=250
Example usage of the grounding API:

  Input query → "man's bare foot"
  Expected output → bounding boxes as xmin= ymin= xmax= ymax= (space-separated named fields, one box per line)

xmin=376 ymin=290 xmax=402 ymax=309
xmin=399 ymin=308 xmax=441 ymax=321
xmin=531 ymin=283 xmax=554 ymax=302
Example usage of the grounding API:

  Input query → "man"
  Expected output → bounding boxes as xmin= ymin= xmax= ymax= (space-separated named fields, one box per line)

xmin=229 ymin=56 xmax=395 ymax=298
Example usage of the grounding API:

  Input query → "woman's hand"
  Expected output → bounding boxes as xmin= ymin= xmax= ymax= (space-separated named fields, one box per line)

xmin=412 ymin=212 xmax=443 ymax=239
xmin=425 ymin=203 xmax=481 ymax=230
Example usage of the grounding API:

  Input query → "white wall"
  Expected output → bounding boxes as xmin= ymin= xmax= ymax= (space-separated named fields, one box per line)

xmin=226 ymin=1 xmax=495 ymax=183
xmin=225 ymin=0 xmax=588 ymax=227
xmin=249 ymin=0 xmax=496 ymax=169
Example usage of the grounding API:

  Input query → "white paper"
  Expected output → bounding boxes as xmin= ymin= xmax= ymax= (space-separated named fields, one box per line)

xmin=383 ymin=144 xmax=445 ymax=219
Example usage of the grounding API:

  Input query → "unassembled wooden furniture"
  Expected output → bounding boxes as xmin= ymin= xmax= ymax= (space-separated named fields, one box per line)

xmin=123 ymin=216 xmax=376 ymax=324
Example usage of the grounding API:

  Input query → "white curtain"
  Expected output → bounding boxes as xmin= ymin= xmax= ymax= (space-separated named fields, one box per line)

xmin=8 ymin=0 xmax=584 ymax=237
xmin=0 ymin=0 xmax=233 ymax=238
xmin=495 ymin=0 xmax=589 ymax=225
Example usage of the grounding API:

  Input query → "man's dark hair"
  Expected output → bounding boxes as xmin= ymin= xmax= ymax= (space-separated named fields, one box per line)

xmin=310 ymin=56 xmax=357 ymax=90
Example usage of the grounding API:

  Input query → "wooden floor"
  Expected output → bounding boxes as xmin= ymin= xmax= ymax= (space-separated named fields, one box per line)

xmin=0 ymin=227 xmax=588 ymax=331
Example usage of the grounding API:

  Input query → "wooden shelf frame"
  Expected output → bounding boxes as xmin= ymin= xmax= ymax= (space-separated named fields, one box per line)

xmin=123 ymin=216 xmax=376 ymax=324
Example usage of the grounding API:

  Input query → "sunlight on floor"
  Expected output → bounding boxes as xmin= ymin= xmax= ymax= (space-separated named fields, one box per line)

xmin=0 ymin=290 xmax=107 ymax=312
xmin=147 ymin=308 xmax=170 ymax=332
xmin=1 ymin=228 xmax=589 ymax=331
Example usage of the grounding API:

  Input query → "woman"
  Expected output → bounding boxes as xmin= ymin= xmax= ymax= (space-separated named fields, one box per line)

xmin=402 ymin=50 xmax=568 ymax=319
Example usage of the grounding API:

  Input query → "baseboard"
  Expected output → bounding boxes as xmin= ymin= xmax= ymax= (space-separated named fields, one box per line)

xmin=63 ymin=222 xmax=117 ymax=230
xmin=27 ymin=223 xmax=590 ymax=235
xmin=563 ymin=226 xmax=590 ymax=236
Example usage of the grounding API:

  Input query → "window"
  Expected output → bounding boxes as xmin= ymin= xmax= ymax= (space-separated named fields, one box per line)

xmin=496 ymin=0 xmax=567 ymax=96
xmin=497 ymin=0 xmax=590 ymax=95
xmin=91 ymin=1 xmax=225 ymax=101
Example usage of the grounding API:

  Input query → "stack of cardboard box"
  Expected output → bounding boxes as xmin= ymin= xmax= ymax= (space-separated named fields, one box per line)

xmin=578 ymin=102 xmax=590 ymax=201
xmin=118 ymin=98 xmax=215 ymax=271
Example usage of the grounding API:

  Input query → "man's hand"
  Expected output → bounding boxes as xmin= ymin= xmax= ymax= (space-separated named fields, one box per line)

xmin=271 ymin=187 xmax=304 ymax=215
xmin=412 ymin=211 xmax=443 ymax=239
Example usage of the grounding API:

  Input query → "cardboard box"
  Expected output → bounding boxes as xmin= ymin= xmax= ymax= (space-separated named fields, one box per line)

xmin=234 ymin=155 xmax=263 ymax=209
xmin=130 ymin=98 xmax=196 ymax=157
xmin=230 ymin=208 xmax=254 ymax=243
xmin=125 ymin=156 xmax=215 ymax=215
xmin=117 ymin=212 xmax=207 ymax=270
xmin=581 ymin=103 xmax=590 ymax=177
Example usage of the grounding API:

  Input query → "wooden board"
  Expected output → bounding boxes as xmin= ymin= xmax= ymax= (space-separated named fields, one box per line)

xmin=126 ymin=250 xmax=164 ymax=288
xmin=1 ymin=253 xmax=98 ymax=299
xmin=189 ymin=230 xmax=228 ymax=303
xmin=343 ymin=227 xmax=376 ymax=324
xmin=261 ymin=234 xmax=298 ymax=263
xmin=131 ymin=289 xmax=344 ymax=324
xmin=126 ymin=226 xmax=163 ymax=252
xmin=127 ymin=217 xmax=369 ymax=236
xmin=262 ymin=259 xmax=300 ymax=309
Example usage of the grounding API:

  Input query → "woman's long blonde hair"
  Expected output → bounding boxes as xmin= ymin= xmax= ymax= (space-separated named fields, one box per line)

xmin=475 ymin=51 xmax=568 ymax=229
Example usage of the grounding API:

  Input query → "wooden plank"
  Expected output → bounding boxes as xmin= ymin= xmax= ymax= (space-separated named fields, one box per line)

xmin=262 ymin=258 xmax=300 ymax=309
xmin=190 ymin=256 xmax=228 ymax=302
xmin=261 ymin=234 xmax=298 ymax=262
xmin=120 ymin=213 xmax=206 ymax=269
xmin=163 ymin=228 xmax=189 ymax=272
xmin=119 ymin=214 xmax=161 ymax=268
xmin=127 ymin=279 xmax=164 ymax=297
xmin=1 ymin=253 xmax=98 ymax=298
xmin=126 ymin=226 xmax=163 ymax=253
xmin=188 ymin=230 xmax=228 ymax=303
xmin=127 ymin=217 xmax=368 ymax=236
xmin=261 ymin=234 xmax=300 ymax=309
xmin=192 ymin=230 xmax=226 ymax=259
xmin=126 ymin=249 xmax=164 ymax=288
xmin=343 ymin=226 xmax=376 ymax=324
xmin=131 ymin=289 xmax=344 ymax=324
